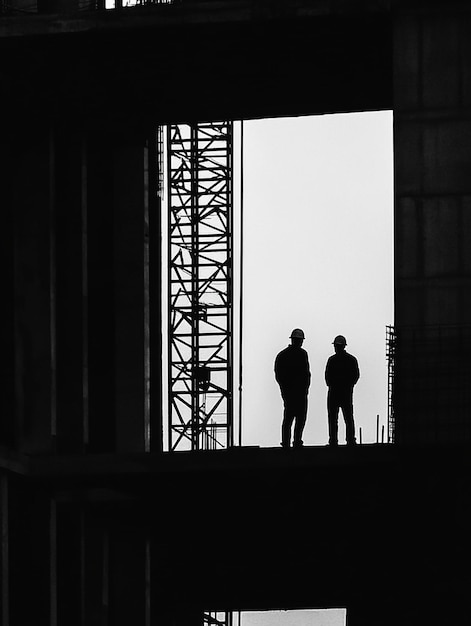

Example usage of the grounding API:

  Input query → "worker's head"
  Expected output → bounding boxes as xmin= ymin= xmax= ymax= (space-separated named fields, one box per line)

xmin=333 ymin=334 xmax=347 ymax=353
xmin=290 ymin=328 xmax=305 ymax=347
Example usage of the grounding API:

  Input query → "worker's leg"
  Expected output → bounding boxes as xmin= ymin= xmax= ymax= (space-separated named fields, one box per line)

xmin=327 ymin=390 xmax=339 ymax=446
xmin=281 ymin=397 xmax=295 ymax=447
xmin=293 ymin=395 xmax=308 ymax=447
xmin=342 ymin=392 xmax=356 ymax=445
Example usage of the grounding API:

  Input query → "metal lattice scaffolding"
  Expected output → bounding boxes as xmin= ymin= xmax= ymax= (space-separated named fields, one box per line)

xmin=205 ymin=611 xmax=233 ymax=626
xmin=386 ymin=325 xmax=396 ymax=444
xmin=167 ymin=121 xmax=234 ymax=452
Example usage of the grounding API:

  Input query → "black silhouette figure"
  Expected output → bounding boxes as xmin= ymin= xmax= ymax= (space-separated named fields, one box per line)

xmin=274 ymin=328 xmax=311 ymax=448
xmin=325 ymin=335 xmax=360 ymax=446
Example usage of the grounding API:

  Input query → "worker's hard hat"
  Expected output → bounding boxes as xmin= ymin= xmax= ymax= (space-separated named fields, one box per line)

xmin=290 ymin=328 xmax=305 ymax=339
xmin=333 ymin=335 xmax=347 ymax=346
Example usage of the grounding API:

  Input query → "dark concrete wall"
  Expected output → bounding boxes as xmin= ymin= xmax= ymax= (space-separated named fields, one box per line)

xmin=27 ymin=445 xmax=471 ymax=626
xmin=1 ymin=125 xmax=157 ymax=456
xmin=394 ymin=6 xmax=471 ymax=327
xmin=12 ymin=127 xmax=56 ymax=455
xmin=393 ymin=3 xmax=471 ymax=443
xmin=0 ymin=4 xmax=392 ymax=126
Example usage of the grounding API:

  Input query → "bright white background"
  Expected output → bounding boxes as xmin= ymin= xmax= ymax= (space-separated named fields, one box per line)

xmin=240 ymin=609 xmax=346 ymax=626
xmin=237 ymin=111 xmax=393 ymax=448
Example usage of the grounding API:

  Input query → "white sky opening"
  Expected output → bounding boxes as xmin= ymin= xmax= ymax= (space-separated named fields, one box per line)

xmin=237 ymin=111 xmax=394 ymax=448
xmin=238 ymin=609 xmax=347 ymax=626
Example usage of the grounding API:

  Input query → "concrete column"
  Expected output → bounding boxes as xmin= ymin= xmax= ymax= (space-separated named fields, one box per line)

xmin=87 ymin=130 xmax=156 ymax=453
xmin=55 ymin=130 xmax=88 ymax=453
xmin=113 ymin=137 xmax=147 ymax=453
xmin=108 ymin=524 xmax=146 ymax=625
xmin=148 ymin=135 xmax=164 ymax=454
xmin=50 ymin=498 xmax=57 ymax=626
xmin=0 ymin=134 xmax=16 ymax=449
xmin=393 ymin=4 xmax=471 ymax=443
xmin=56 ymin=503 xmax=82 ymax=626
xmin=0 ymin=474 xmax=8 ymax=626
xmin=394 ymin=8 xmax=471 ymax=327
xmin=82 ymin=513 xmax=108 ymax=625
xmin=14 ymin=126 xmax=56 ymax=454
xmin=9 ymin=488 xmax=52 ymax=624
xmin=87 ymin=133 xmax=116 ymax=453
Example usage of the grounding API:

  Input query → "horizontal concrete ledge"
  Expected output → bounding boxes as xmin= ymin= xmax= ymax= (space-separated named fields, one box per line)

xmin=0 ymin=0 xmax=391 ymax=39
xmin=26 ymin=440 xmax=471 ymax=480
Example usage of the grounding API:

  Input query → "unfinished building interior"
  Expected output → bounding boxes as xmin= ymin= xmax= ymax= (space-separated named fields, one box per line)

xmin=1 ymin=1 xmax=471 ymax=625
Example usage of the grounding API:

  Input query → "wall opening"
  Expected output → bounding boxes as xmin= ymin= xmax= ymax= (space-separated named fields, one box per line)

xmin=238 ymin=111 xmax=393 ymax=448
xmin=207 ymin=609 xmax=347 ymax=626
xmin=161 ymin=111 xmax=393 ymax=451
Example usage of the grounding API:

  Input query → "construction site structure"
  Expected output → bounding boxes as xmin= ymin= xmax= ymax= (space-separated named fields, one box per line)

xmin=1 ymin=2 xmax=471 ymax=626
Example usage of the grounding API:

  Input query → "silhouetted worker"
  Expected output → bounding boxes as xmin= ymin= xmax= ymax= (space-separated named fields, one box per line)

xmin=325 ymin=335 xmax=360 ymax=446
xmin=274 ymin=328 xmax=311 ymax=448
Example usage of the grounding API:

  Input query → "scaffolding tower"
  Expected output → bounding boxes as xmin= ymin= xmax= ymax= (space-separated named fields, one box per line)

xmin=205 ymin=611 xmax=234 ymax=626
xmin=167 ymin=121 xmax=234 ymax=452
xmin=386 ymin=325 xmax=396 ymax=444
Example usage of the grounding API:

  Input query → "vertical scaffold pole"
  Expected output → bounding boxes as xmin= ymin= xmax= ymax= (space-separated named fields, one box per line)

xmin=386 ymin=325 xmax=396 ymax=444
xmin=167 ymin=121 xmax=234 ymax=452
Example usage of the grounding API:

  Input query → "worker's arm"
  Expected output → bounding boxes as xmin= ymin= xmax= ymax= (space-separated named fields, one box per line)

xmin=325 ymin=357 xmax=331 ymax=386
xmin=305 ymin=352 xmax=311 ymax=389
xmin=353 ymin=357 xmax=360 ymax=386
xmin=274 ymin=353 xmax=284 ymax=386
